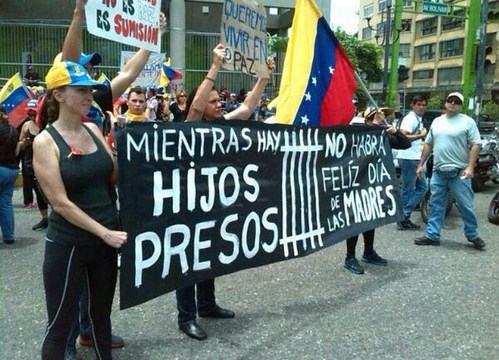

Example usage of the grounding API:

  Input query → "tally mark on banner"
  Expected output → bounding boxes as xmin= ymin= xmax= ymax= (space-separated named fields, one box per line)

xmin=279 ymin=127 xmax=324 ymax=257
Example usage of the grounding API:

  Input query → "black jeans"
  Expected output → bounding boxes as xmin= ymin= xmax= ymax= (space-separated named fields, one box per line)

xmin=41 ymin=240 xmax=117 ymax=360
xmin=176 ymin=279 xmax=216 ymax=324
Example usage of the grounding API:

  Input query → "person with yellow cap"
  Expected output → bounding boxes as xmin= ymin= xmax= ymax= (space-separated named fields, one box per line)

xmin=33 ymin=60 xmax=128 ymax=360
xmin=52 ymin=2 xmax=168 ymax=357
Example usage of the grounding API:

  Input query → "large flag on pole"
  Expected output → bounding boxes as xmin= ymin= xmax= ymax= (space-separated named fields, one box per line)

xmin=0 ymin=73 xmax=32 ymax=128
xmin=275 ymin=0 xmax=357 ymax=126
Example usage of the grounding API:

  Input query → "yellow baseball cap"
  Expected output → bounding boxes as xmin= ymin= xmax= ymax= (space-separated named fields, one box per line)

xmin=45 ymin=61 xmax=107 ymax=90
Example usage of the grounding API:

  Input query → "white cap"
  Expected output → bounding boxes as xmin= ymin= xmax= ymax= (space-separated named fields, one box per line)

xmin=447 ymin=92 xmax=464 ymax=102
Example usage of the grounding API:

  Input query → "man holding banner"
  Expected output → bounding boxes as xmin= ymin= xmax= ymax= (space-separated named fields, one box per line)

xmin=174 ymin=43 xmax=274 ymax=341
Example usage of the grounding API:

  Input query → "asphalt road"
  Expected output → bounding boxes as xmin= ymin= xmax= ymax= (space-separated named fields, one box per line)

xmin=1 ymin=184 xmax=498 ymax=360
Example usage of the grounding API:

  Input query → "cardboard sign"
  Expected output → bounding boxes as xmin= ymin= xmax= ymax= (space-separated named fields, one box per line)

xmin=117 ymin=121 xmax=402 ymax=309
xmin=120 ymin=51 xmax=165 ymax=87
xmin=85 ymin=0 xmax=162 ymax=53
xmin=221 ymin=0 xmax=269 ymax=78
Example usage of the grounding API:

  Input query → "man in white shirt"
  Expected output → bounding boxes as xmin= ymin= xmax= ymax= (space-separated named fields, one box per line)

xmin=396 ymin=95 xmax=428 ymax=230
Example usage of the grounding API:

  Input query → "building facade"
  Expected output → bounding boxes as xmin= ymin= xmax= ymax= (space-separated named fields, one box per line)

xmin=358 ymin=0 xmax=498 ymax=109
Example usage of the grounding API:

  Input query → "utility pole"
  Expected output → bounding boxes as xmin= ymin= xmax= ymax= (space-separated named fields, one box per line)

xmin=387 ymin=0 xmax=403 ymax=109
xmin=462 ymin=0 xmax=481 ymax=110
xmin=381 ymin=0 xmax=393 ymax=105
xmin=474 ymin=0 xmax=489 ymax=123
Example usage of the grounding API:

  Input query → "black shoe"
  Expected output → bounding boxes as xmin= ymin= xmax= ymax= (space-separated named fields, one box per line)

xmin=468 ymin=237 xmax=486 ymax=249
xmin=198 ymin=305 xmax=235 ymax=319
xmin=32 ymin=218 xmax=48 ymax=231
xmin=64 ymin=347 xmax=79 ymax=360
xmin=414 ymin=236 xmax=440 ymax=246
xmin=179 ymin=320 xmax=207 ymax=340
xmin=397 ymin=219 xmax=420 ymax=230
xmin=3 ymin=239 xmax=15 ymax=245
xmin=362 ymin=251 xmax=387 ymax=266
xmin=343 ymin=255 xmax=364 ymax=274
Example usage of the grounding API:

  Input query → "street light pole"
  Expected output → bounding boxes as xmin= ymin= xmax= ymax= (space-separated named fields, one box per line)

xmin=381 ymin=0 xmax=392 ymax=105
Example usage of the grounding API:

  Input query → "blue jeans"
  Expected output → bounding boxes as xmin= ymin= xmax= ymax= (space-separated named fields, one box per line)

xmin=425 ymin=171 xmax=479 ymax=240
xmin=0 ymin=166 xmax=19 ymax=241
xmin=399 ymin=159 xmax=427 ymax=218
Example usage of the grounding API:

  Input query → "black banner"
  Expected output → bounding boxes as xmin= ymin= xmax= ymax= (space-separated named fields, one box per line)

xmin=118 ymin=121 xmax=401 ymax=309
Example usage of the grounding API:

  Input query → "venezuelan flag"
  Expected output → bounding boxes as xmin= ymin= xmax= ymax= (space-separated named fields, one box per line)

xmin=0 ymin=73 xmax=32 ymax=127
xmin=97 ymin=72 xmax=111 ymax=88
xmin=275 ymin=0 xmax=357 ymax=126
xmin=160 ymin=58 xmax=182 ymax=88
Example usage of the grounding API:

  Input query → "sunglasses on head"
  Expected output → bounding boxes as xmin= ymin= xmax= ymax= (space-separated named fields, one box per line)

xmin=446 ymin=97 xmax=462 ymax=105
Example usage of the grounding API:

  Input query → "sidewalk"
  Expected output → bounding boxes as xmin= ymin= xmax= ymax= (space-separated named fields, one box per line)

xmin=1 ymin=185 xmax=498 ymax=360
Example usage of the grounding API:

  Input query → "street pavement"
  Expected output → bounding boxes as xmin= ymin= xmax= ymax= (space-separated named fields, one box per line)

xmin=1 ymin=184 xmax=498 ymax=360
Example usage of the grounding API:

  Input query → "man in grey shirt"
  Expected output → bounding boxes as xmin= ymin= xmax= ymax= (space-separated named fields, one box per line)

xmin=414 ymin=92 xmax=485 ymax=249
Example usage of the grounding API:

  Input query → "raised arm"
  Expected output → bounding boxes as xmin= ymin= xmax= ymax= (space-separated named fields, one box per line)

xmin=185 ymin=44 xmax=226 ymax=122
xmin=225 ymin=57 xmax=274 ymax=121
xmin=62 ymin=0 xmax=86 ymax=63
xmin=110 ymin=12 xmax=168 ymax=102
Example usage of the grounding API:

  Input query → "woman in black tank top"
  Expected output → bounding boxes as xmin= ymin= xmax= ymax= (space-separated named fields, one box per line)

xmin=33 ymin=61 xmax=128 ymax=360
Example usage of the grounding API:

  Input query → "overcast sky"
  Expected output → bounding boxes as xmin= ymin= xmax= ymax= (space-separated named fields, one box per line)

xmin=330 ymin=0 xmax=360 ymax=35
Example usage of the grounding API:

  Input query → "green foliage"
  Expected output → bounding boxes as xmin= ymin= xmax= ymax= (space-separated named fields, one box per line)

xmin=334 ymin=30 xmax=382 ymax=84
xmin=267 ymin=33 xmax=288 ymax=53
xmin=333 ymin=30 xmax=383 ymax=111
xmin=427 ymin=95 xmax=444 ymax=110
xmin=481 ymin=100 xmax=499 ymax=120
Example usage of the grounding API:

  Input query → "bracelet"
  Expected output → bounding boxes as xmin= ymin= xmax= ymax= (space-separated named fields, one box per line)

xmin=205 ymin=76 xmax=215 ymax=83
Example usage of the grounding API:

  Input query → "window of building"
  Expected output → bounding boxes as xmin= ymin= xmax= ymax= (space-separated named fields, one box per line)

xmin=399 ymin=44 xmax=410 ymax=58
xmin=413 ymin=69 xmax=434 ymax=80
xmin=379 ymin=0 xmax=387 ymax=13
xmin=437 ymin=67 xmax=462 ymax=85
xmin=419 ymin=17 xmax=438 ymax=36
xmin=441 ymin=10 xmax=464 ymax=31
xmin=440 ymin=39 xmax=464 ymax=58
xmin=363 ymin=4 xmax=373 ymax=18
xmin=362 ymin=27 xmax=373 ymax=40
xmin=401 ymin=19 xmax=412 ymax=32
xmin=402 ymin=0 xmax=412 ymax=6
xmin=416 ymin=44 xmax=436 ymax=61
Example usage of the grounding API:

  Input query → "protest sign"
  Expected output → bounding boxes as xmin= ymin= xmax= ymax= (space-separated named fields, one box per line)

xmin=85 ymin=0 xmax=162 ymax=53
xmin=221 ymin=0 xmax=269 ymax=78
xmin=118 ymin=121 xmax=402 ymax=309
xmin=121 ymin=51 xmax=165 ymax=87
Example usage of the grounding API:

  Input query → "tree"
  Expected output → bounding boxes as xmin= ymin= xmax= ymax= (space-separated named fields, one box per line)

xmin=334 ymin=30 xmax=383 ymax=111
xmin=481 ymin=100 xmax=499 ymax=121
xmin=427 ymin=95 xmax=444 ymax=110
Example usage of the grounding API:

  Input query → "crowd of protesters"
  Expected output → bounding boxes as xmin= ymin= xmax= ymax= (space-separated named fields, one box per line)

xmin=0 ymin=1 xmax=488 ymax=359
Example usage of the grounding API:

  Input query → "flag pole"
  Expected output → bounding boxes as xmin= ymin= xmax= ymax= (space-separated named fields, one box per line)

xmin=354 ymin=70 xmax=378 ymax=109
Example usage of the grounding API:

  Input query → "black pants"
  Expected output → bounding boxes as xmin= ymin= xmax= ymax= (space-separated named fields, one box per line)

xmin=41 ymin=240 xmax=117 ymax=360
xmin=22 ymin=171 xmax=48 ymax=211
xmin=346 ymin=229 xmax=375 ymax=257
xmin=176 ymin=279 xmax=216 ymax=324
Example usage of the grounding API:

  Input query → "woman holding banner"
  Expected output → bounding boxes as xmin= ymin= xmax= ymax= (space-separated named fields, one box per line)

xmin=343 ymin=107 xmax=410 ymax=275
xmin=176 ymin=44 xmax=274 ymax=341
xmin=33 ymin=61 xmax=127 ymax=359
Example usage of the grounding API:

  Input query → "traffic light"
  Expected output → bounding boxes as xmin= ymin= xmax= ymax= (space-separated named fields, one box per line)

xmin=488 ymin=10 xmax=499 ymax=22
xmin=398 ymin=65 xmax=409 ymax=82
xmin=484 ymin=46 xmax=493 ymax=73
